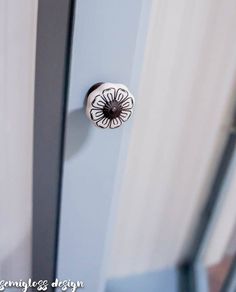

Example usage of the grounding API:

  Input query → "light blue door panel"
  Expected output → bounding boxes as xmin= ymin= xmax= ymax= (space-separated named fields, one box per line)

xmin=106 ymin=269 xmax=179 ymax=292
xmin=56 ymin=1 xmax=167 ymax=292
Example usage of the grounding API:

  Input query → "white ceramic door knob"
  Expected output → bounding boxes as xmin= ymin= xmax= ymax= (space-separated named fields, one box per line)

xmin=86 ymin=82 xmax=135 ymax=129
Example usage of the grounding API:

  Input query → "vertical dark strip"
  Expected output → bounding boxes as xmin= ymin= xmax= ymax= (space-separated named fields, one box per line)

xmin=178 ymin=264 xmax=193 ymax=292
xmin=33 ymin=0 xmax=75 ymax=286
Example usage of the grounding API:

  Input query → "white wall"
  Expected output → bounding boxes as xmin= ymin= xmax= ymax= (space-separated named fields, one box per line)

xmin=109 ymin=0 xmax=236 ymax=277
xmin=0 ymin=0 xmax=37 ymax=279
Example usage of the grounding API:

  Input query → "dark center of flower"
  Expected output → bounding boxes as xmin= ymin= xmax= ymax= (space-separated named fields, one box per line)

xmin=103 ymin=100 xmax=122 ymax=119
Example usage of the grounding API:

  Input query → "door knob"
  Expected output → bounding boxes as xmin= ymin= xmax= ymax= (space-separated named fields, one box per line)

xmin=86 ymin=82 xmax=135 ymax=129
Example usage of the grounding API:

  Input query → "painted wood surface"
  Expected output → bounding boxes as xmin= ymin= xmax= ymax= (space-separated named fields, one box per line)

xmin=56 ymin=1 xmax=151 ymax=292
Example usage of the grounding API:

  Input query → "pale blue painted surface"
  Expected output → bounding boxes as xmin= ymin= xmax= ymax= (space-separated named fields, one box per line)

xmin=57 ymin=1 xmax=152 ymax=292
xmin=193 ymin=263 xmax=209 ymax=292
xmin=106 ymin=269 xmax=179 ymax=292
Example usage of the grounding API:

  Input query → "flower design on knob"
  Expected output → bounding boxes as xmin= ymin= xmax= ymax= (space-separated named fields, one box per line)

xmin=86 ymin=83 xmax=135 ymax=129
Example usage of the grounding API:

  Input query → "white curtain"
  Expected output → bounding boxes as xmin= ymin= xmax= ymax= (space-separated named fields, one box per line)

xmin=0 ymin=0 xmax=38 ymax=280
xmin=109 ymin=0 xmax=236 ymax=277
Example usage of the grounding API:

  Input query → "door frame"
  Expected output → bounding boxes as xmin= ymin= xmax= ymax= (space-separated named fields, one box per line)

xmin=32 ymin=0 xmax=75 ymax=285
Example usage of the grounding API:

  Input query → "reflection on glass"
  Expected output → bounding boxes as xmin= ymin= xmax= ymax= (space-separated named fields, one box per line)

xmin=207 ymin=223 xmax=236 ymax=292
